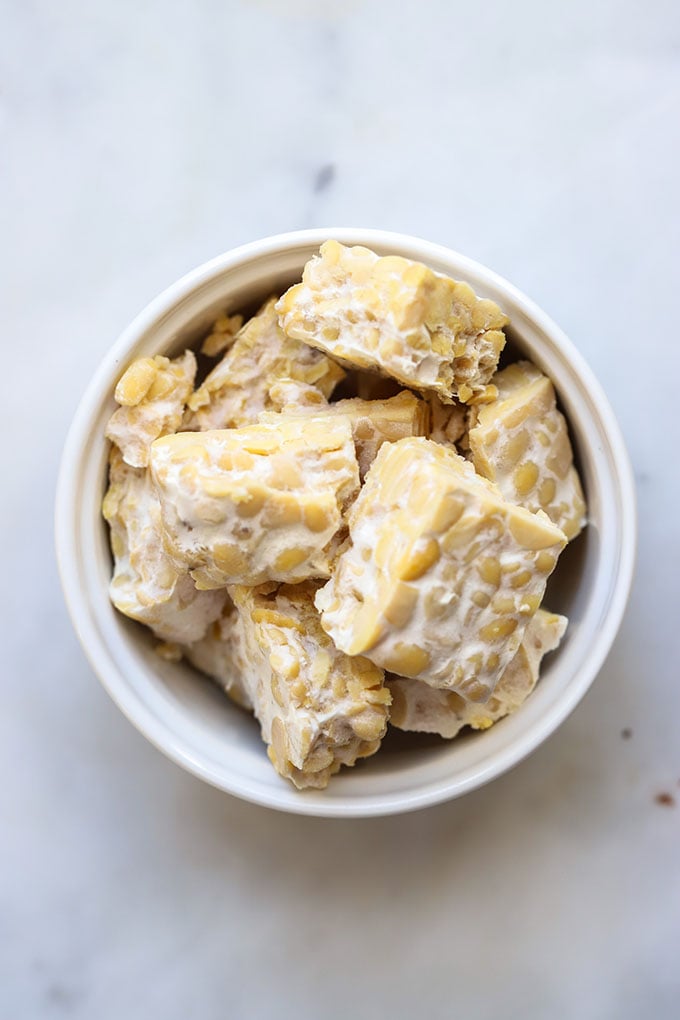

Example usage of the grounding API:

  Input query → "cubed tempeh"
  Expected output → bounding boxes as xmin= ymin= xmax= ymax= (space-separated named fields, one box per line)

xmin=315 ymin=437 xmax=567 ymax=701
xmin=468 ymin=360 xmax=586 ymax=540
xmin=276 ymin=240 xmax=508 ymax=404
xmin=149 ymin=417 xmax=360 ymax=589
xmin=106 ymin=351 xmax=196 ymax=468
xmin=102 ymin=449 xmax=226 ymax=643
xmin=183 ymin=601 xmax=252 ymax=710
xmin=184 ymin=297 xmax=345 ymax=431
xmin=259 ymin=390 xmax=429 ymax=479
xmin=230 ymin=583 xmax=391 ymax=789
xmin=388 ymin=608 xmax=567 ymax=737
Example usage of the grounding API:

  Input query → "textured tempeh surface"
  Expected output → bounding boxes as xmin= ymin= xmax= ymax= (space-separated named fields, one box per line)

xmin=316 ymin=437 xmax=567 ymax=701
xmin=388 ymin=608 xmax=568 ymax=737
xmin=199 ymin=311 xmax=244 ymax=358
xmin=102 ymin=449 xmax=226 ymax=643
xmin=149 ymin=417 xmax=360 ymax=589
xmin=259 ymin=390 xmax=429 ymax=479
xmin=229 ymin=583 xmax=391 ymax=789
xmin=469 ymin=361 xmax=586 ymax=540
xmin=427 ymin=394 xmax=469 ymax=448
xmin=184 ymin=297 xmax=345 ymax=431
xmin=277 ymin=240 xmax=509 ymax=403
xmin=182 ymin=600 xmax=253 ymax=710
xmin=276 ymin=240 xmax=508 ymax=404
xmin=106 ymin=350 xmax=196 ymax=468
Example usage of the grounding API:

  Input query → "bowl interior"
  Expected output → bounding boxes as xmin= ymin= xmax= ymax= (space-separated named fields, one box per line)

xmin=58 ymin=230 xmax=634 ymax=816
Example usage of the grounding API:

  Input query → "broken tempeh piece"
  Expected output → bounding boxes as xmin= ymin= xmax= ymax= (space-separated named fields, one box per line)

xmin=184 ymin=297 xmax=346 ymax=431
xmin=200 ymin=312 xmax=244 ymax=358
xmin=102 ymin=449 xmax=226 ymax=643
xmin=468 ymin=360 xmax=587 ymax=540
xmin=268 ymin=378 xmax=329 ymax=412
xmin=388 ymin=608 xmax=567 ymax=738
xmin=276 ymin=240 xmax=508 ymax=404
xmin=315 ymin=437 xmax=567 ymax=702
xmin=150 ymin=417 xmax=360 ymax=589
xmin=427 ymin=394 xmax=468 ymax=448
xmin=183 ymin=601 xmax=252 ymax=710
xmin=259 ymin=390 xmax=429 ymax=479
xmin=230 ymin=583 xmax=391 ymax=789
xmin=106 ymin=351 xmax=196 ymax=468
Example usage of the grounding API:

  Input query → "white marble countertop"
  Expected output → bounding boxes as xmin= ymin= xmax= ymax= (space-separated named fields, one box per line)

xmin=2 ymin=1 xmax=679 ymax=1016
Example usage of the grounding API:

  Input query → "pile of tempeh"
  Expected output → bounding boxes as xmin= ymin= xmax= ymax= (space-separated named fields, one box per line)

xmin=103 ymin=241 xmax=586 ymax=789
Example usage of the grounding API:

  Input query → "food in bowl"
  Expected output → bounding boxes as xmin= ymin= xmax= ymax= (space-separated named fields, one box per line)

xmin=101 ymin=240 xmax=586 ymax=790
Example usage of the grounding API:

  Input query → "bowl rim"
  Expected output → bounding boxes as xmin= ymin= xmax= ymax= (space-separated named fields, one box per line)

xmin=55 ymin=227 xmax=637 ymax=817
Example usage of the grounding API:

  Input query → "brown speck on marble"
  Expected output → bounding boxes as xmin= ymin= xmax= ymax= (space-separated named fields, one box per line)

xmin=654 ymin=792 xmax=675 ymax=807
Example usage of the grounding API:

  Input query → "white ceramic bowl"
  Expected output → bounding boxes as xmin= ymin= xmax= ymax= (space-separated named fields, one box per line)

xmin=55 ymin=229 xmax=636 ymax=817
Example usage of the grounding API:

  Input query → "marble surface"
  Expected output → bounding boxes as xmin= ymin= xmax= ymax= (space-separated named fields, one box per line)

xmin=2 ymin=0 xmax=679 ymax=1016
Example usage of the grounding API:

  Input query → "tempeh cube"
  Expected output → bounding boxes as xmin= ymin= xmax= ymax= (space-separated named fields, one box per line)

xmin=184 ymin=297 xmax=345 ymax=431
xmin=230 ymin=583 xmax=391 ymax=789
xmin=149 ymin=417 xmax=360 ymax=589
xmin=315 ymin=437 xmax=567 ymax=701
xmin=183 ymin=601 xmax=252 ymax=710
xmin=106 ymin=350 xmax=196 ymax=468
xmin=388 ymin=608 xmax=567 ymax=738
xmin=276 ymin=240 xmax=508 ymax=404
xmin=102 ymin=449 xmax=226 ymax=643
xmin=259 ymin=390 xmax=429 ymax=479
xmin=468 ymin=361 xmax=586 ymax=540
